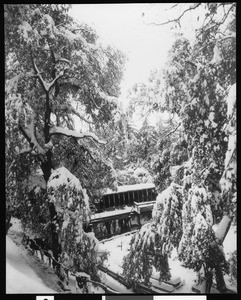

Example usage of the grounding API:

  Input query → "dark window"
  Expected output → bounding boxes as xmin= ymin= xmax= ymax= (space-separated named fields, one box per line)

xmin=137 ymin=190 xmax=141 ymax=202
xmin=104 ymin=195 xmax=109 ymax=208
xmin=125 ymin=191 xmax=131 ymax=205
xmin=147 ymin=189 xmax=151 ymax=201
xmin=129 ymin=191 xmax=134 ymax=204
xmin=99 ymin=199 xmax=104 ymax=210
xmin=109 ymin=195 xmax=114 ymax=207
xmin=115 ymin=194 xmax=120 ymax=206
xmin=151 ymin=188 xmax=156 ymax=200
xmin=119 ymin=193 xmax=124 ymax=206
xmin=134 ymin=191 xmax=139 ymax=202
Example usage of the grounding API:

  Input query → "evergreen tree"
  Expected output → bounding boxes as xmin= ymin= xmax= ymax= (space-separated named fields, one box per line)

xmin=5 ymin=4 xmax=125 ymax=283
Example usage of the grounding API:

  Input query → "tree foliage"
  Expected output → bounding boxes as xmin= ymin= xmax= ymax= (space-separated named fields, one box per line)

xmin=123 ymin=2 xmax=236 ymax=290
xmin=5 ymin=3 xmax=125 ymax=284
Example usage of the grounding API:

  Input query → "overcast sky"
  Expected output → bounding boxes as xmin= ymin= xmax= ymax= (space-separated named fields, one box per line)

xmin=69 ymin=4 xmax=196 ymax=100
xmin=69 ymin=3 xmax=200 ymax=127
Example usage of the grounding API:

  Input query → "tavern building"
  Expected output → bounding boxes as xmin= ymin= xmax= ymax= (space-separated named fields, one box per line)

xmin=87 ymin=183 xmax=157 ymax=240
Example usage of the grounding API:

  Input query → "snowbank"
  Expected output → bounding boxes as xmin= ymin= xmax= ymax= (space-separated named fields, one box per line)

xmin=6 ymin=236 xmax=56 ymax=294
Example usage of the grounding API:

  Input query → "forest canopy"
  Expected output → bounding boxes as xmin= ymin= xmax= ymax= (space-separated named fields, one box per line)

xmin=5 ymin=3 xmax=236 ymax=294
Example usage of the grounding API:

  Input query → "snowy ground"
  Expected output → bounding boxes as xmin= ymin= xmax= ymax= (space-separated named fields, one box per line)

xmin=6 ymin=218 xmax=237 ymax=294
xmin=6 ymin=218 xmax=62 ymax=294
xmin=99 ymin=224 xmax=237 ymax=293
xmin=6 ymin=236 xmax=57 ymax=294
xmin=99 ymin=233 xmax=197 ymax=293
xmin=6 ymin=219 xmax=105 ymax=294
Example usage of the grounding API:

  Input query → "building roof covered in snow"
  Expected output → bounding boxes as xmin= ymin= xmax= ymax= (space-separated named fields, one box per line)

xmin=103 ymin=183 xmax=155 ymax=195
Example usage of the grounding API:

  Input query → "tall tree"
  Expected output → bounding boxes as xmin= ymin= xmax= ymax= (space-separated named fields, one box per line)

xmin=123 ymin=3 xmax=236 ymax=292
xmin=5 ymin=4 xmax=125 ymax=281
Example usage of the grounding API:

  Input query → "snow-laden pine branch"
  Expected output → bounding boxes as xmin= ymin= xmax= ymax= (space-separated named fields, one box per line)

xmin=49 ymin=126 xmax=106 ymax=144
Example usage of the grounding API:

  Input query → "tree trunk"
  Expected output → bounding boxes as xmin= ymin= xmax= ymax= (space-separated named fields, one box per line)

xmin=206 ymin=215 xmax=232 ymax=293
xmin=41 ymin=88 xmax=63 ymax=277
xmin=48 ymin=202 xmax=61 ymax=269
xmin=205 ymin=268 xmax=213 ymax=293
xmin=215 ymin=265 xmax=227 ymax=293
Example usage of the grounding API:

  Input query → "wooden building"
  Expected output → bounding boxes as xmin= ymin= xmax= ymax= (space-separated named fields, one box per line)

xmin=89 ymin=183 xmax=157 ymax=240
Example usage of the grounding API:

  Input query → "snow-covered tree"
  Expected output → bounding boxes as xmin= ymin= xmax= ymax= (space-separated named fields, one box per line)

xmin=47 ymin=167 xmax=105 ymax=282
xmin=5 ymin=4 xmax=125 ymax=281
xmin=122 ymin=183 xmax=183 ymax=287
xmin=123 ymin=3 xmax=236 ymax=293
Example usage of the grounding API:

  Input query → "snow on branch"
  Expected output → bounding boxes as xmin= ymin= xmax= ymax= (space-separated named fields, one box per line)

xmin=31 ymin=55 xmax=65 ymax=93
xmin=67 ymin=104 xmax=94 ymax=124
xmin=48 ymin=166 xmax=83 ymax=191
xmin=19 ymin=147 xmax=33 ymax=155
xmin=18 ymin=113 xmax=45 ymax=161
xmin=56 ymin=57 xmax=71 ymax=65
xmin=49 ymin=126 xmax=106 ymax=144
xmin=47 ymin=72 xmax=65 ymax=92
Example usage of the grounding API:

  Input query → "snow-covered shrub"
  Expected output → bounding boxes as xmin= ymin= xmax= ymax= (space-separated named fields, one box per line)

xmin=178 ymin=184 xmax=217 ymax=273
xmin=133 ymin=167 xmax=153 ymax=183
xmin=47 ymin=167 xmax=104 ymax=279
xmin=122 ymin=222 xmax=163 ymax=286
xmin=152 ymin=183 xmax=183 ymax=250
xmin=116 ymin=168 xmax=141 ymax=185
xmin=122 ymin=183 xmax=183 ymax=284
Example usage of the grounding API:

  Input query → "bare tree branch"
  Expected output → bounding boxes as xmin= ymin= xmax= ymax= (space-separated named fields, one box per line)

xmin=160 ymin=122 xmax=181 ymax=140
xmin=167 ymin=3 xmax=179 ymax=11
xmin=146 ymin=3 xmax=202 ymax=26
